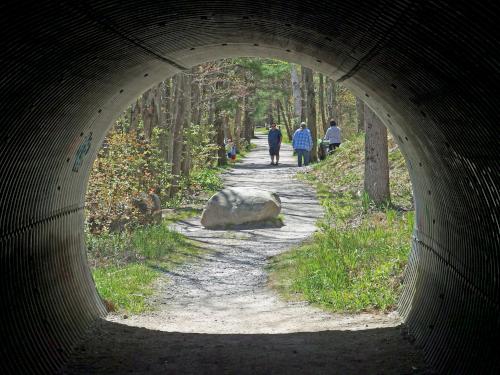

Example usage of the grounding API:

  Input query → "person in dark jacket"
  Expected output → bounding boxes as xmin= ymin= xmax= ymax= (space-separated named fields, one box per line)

xmin=267 ymin=122 xmax=282 ymax=165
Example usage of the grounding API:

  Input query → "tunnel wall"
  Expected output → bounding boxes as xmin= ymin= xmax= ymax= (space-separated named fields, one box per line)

xmin=0 ymin=0 xmax=498 ymax=373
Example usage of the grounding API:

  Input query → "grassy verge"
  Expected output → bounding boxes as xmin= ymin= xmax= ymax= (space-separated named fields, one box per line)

xmin=88 ymin=221 xmax=207 ymax=314
xmin=92 ymin=264 xmax=158 ymax=314
xmin=267 ymin=133 xmax=414 ymax=313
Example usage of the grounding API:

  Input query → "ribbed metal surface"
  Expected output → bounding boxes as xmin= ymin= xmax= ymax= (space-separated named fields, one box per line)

xmin=0 ymin=0 xmax=498 ymax=373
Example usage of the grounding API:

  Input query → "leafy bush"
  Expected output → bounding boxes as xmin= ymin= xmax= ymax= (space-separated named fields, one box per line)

xmin=85 ymin=119 xmax=223 ymax=233
xmin=85 ymin=126 xmax=172 ymax=233
xmin=184 ymin=123 xmax=220 ymax=170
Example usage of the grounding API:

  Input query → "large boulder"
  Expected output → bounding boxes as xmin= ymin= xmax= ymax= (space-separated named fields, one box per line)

xmin=200 ymin=187 xmax=281 ymax=228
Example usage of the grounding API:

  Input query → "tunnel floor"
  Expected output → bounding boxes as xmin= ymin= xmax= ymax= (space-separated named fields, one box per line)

xmin=62 ymin=136 xmax=429 ymax=374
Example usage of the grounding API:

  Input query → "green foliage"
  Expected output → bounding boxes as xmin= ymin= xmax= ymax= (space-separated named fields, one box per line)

xmin=93 ymin=264 xmax=157 ymax=314
xmin=86 ymin=119 xmax=223 ymax=233
xmin=268 ymin=210 xmax=414 ymax=312
xmin=86 ymin=218 xmax=202 ymax=267
xmin=85 ymin=124 xmax=172 ymax=233
xmin=89 ymin=221 xmax=208 ymax=313
xmin=268 ymin=132 xmax=414 ymax=313
xmin=333 ymin=85 xmax=358 ymax=140
xmin=186 ymin=168 xmax=224 ymax=194
xmin=132 ymin=222 xmax=193 ymax=260
xmin=185 ymin=123 xmax=220 ymax=169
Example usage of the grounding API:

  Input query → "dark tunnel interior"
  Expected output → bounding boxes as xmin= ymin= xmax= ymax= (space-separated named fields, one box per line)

xmin=0 ymin=0 xmax=498 ymax=373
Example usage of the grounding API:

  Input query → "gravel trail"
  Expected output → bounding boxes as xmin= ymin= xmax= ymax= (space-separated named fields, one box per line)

xmin=63 ymin=135 xmax=428 ymax=374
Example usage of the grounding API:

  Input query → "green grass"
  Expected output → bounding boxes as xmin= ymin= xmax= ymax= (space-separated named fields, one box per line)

xmin=93 ymin=264 xmax=158 ymax=314
xmin=88 ymin=221 xmax=207 ymax=314
xmin=268 ymin=133 xmax=414 ymax=313
xmin=268 ymin=210 xmax=414 ymax=312
xmin=161 ymin=207 xmax=201 ymax=224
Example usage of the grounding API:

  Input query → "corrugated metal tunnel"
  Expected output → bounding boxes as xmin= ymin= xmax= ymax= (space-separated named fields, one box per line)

xmin=0 ymin=0 xmax=498 ymax=373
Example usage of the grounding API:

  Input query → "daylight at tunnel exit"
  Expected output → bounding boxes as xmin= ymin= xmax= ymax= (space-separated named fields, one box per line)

xmin=0 ymin=1 xmax=499 ymax=374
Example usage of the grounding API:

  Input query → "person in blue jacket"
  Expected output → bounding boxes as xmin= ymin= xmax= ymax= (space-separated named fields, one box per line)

xmin=292 ymin=122 xmax=313 ymax=167
xmin=267 ymin=122 xmax=282 ymax=165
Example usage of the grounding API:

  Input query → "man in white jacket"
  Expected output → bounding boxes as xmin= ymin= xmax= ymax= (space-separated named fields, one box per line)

xmin=324 ymin=120 xmax=341 ymax=152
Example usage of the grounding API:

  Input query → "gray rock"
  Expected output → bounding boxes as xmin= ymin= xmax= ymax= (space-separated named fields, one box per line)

xmin=200 ymin=187 xmax=281 ymax=228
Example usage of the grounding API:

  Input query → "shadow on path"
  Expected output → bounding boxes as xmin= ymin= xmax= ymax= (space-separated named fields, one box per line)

xmin=62 ymin=319 xmax=430 ymax=375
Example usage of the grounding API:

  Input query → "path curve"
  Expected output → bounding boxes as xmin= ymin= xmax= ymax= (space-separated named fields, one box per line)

xmin=108 ymin=135 xmax=401 ymax=333
xmin=64 ymin=135 xmax=428 ymax=374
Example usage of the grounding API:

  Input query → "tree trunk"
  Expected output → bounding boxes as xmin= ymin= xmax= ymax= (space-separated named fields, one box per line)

xmin=166 ymin=78 xmax=176 ymax=167
xmin=267 ymin=102 xmax=274 ymax=126
xmin=129 ymin=99 xmax=140 ymax=133
xmin=285 ymin=99 xmax=297 ymax=132
xmin=207 ymin=96 xmax=215 ymax=126
xmin=318 ymin=73 xmax=328 ymax=133
xmin=170 ymin=73 xmax=189 ymax=197
xmin=164 ymin=78 xmax=172 ymax=127
xmin=290 ymin=64 xmax=301 ymax=126
xmin=214 ymin=110 xmax=227 ymax=166
xmin=243 ymin=96 xmax=252 ymax=143
xmin=191 ymin=67 xmax=202 ymax=125
xmin=158 ymin=81 xmax=169 ymax=161
xmin=326 ymin=78 xmax=337 ymax=121
xmin=364 ymin=106 xmax=390 ymax=205
xmin=276 ymin=99 xmax=281 ymax=124
xmin=181 ymin=72 xmax=192 ymax=178
xmin=141 ymin=88 xmax=156 ymax=141
xmin=356 ymin=97 xmax=365 ymax=133
xmin=153 ymin=83 xmax=163 ymax=132
xmin=300 ymin=67 xmax=306 ymax=122
xmin=234 ymin=98 xmax=243 ymax=151
xmin=214 ymin=81 xmax=227 ymax=166
xmin=337 ymin=92 xmax=344 ymax=128
xmin=303 ymin=67 xmax=318 ymax=162
xmin=277 ymin=99 xmax=293 ymax=140
xmin=223 ymin=112 xmax=231 ymax=140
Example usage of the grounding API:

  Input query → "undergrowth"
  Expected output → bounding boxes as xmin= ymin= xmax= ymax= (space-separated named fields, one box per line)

xmin=268 ymin=133 xmax=414 ymax=313
xmin=88 ymin=221 xmax=207 ymax=313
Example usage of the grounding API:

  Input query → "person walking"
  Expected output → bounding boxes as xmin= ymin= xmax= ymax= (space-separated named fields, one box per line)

xmin=267 ymin=122 xmax=282 ymax=165
xmin=292 ymin=122 xmax=313 ymax=167
xmin=323 ymin=120 xmax=341 ymax=153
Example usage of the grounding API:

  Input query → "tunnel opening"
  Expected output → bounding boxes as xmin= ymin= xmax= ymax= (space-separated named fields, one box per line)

xmin=0 ymin=1 xmax=498 ymax=374
xmin=82 ymin=56 xmax=415 ymax=341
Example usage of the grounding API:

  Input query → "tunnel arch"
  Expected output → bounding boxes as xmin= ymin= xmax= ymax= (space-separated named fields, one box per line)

xmin=0 ymin=1 xmax=498 ymax=373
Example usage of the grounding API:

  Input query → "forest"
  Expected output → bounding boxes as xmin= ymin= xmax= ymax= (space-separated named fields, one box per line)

xmin=85 ymin=58 xmax=412 ymax=314
xmin=86 ymin=58 xmax=361 ymax=235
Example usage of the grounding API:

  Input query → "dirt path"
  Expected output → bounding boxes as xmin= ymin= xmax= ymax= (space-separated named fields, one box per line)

xmin=63 ymin=135 xmax=429 ymax=374
xmin=108 ymin=135 xmax=400 ymax=333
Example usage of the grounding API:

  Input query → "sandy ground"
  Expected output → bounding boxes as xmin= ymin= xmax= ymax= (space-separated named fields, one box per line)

xmin=63 ymin=135 xmax=430 ymax=374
